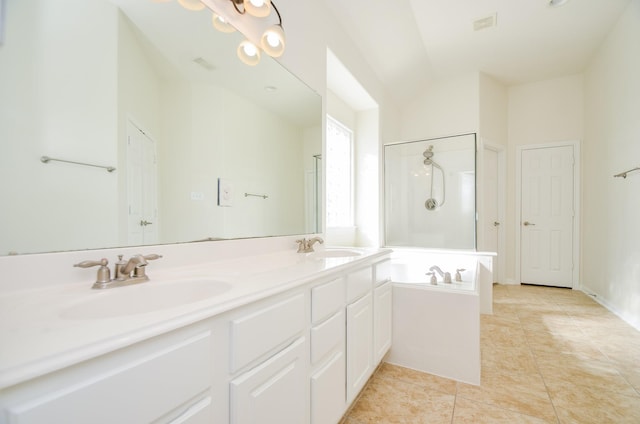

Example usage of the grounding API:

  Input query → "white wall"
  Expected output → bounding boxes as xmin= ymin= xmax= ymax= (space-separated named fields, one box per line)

xmin=159 ymin=81 xmax=306 ymax=241
xmin=354 ymin=108 xmax=380 ymax=247
xmin=583 ymin=0 xmax=640 ymax=328
xmin=479 ymin=73 xmax=508 ymax=148
xmin=505 ymin=74 xmax=584 ymax=282
xmin=400 ymin=73 xmax=480 ymax=142
xmin=0 ymin=0 xmax=119 ymax=255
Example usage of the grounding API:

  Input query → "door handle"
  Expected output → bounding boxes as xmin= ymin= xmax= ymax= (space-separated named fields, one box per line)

xmin=493 ymin=221 xmax=500 ymax=227
xmin=523 ymin=221 xmax=536 ymax=226
xmin=140 ymin=220 xmax=153 ymax=226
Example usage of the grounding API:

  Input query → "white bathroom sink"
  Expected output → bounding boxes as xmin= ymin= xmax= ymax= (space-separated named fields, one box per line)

xmin=60 ymin=279 xmax=232 ymax=320
xmin=307 ymin=249 xmax=362 ymax=259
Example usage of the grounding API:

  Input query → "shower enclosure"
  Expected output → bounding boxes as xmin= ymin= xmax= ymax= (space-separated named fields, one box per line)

xmin=384 ymin=133 xmax=476 ymax=250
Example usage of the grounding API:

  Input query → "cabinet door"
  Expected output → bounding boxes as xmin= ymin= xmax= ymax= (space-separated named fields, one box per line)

xmin=346 ymin=292 xmax=373 ymax=404
xmin=230 ymin=337 xmax=307 ymax=424
xmin=310 ymin=351 xmax=345 ymax=424
xmin=374 ymin=282 xmax=393 ymax=363
xmin=4 ymin=332 xmax=212 ymax=424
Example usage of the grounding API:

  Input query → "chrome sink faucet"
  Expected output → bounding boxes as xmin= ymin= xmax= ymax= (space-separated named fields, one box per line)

xmin=295 ymin=237 xmax=324 ymax=253
xmin=429 ymin=265 xmax=452 ymax=284
xmin=74 ymin=253 xmax=163 ymax=289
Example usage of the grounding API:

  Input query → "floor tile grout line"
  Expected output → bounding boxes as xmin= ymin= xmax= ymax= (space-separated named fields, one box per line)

xmin=512 ymin=292 xmax=562 ymax=424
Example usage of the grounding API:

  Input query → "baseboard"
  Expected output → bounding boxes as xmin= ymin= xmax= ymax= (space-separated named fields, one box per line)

xmin=580 ymin=285 xmax=640 ymax=332
xmin=501 ymin=278 xmax=519 ymax=285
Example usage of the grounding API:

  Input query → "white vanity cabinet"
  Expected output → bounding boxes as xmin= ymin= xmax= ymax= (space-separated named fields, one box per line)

xmin=0 ymin=250 xmax=393 ymax=424
xmin=227 ymin=292 xmax=307 ymax=424
xmin=344 ymin=266 xmax=376 ymax=404
xmin=346 ymin=291 xmax=373 ymax=404
xmin=0 ymin=325 xmax=216 ymax=424
xmin=230 ymin=337 xmax=307 ymax=424
xmin=373 ymin=260 xmax=392 ymax=364
xmin=309 ymin=277 xmax=346 ymax=424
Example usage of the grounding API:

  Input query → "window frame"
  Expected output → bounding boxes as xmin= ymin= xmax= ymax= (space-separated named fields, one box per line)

xmin=325 ymin=115 xmax=355 ymax=228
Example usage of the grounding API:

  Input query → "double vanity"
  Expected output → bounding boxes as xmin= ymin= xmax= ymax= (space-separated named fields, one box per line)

xmin=0 ymin=240 xmax=392 ymax=424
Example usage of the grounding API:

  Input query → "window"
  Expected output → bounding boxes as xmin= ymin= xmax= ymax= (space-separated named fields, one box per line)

xmin=326 ymin=116 xmax=354 ymax=227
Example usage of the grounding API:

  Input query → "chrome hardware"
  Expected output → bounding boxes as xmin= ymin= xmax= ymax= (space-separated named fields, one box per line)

xmin=426 ymin=271 xmax=437 ymax=285
xmin=429 ymin=265 xmax=452 ymax=284
xmin=523 ymin=221 xmax=536 ymax=226
xmin=140 ymin=220 xmax=153 ymax=226
xmin=455 ymin=268 xmax=466 ymax=282
xmin=296 ymin=237 xmax=324 ymax=253
xmin=74 ymin=254 xmax=163 ymax=289
xmin=74 ymin=258 xmax=111 ymax=284
xmin=493 ymin=221 xmax=500 ymax=227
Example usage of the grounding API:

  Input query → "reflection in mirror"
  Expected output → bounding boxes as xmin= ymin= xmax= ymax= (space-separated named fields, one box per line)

xmin=0 ymin=0 xmax=322 ymax=256
xmin=384 ymin=134 xmax=476 ymax=250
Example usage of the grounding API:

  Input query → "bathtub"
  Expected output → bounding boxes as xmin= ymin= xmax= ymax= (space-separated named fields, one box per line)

xmin=385 ymin=249 xmax=495 ymax=385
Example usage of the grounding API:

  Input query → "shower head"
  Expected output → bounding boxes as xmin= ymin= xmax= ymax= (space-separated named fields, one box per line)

xmin=423 ymin=145 xmax=434 ymax=165
xmin=422 ymin=146 xmax=433 ymax=165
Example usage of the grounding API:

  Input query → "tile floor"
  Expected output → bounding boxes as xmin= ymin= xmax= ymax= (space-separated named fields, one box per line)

xmin=340 ymin=284 xmax=640 ymax=423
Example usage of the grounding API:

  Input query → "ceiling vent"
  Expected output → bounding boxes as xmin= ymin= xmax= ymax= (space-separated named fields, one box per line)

xmin=473 ymin=14 xmax=497 ymax=31
xmin=192 ymin=57 xmax=216 ymax=71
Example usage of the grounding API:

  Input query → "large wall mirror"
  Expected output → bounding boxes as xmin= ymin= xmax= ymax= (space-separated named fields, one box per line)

xmin=0 ymin=0 xmax=322 ymax=256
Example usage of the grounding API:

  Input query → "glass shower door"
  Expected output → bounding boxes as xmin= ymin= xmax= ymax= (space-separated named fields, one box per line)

xmin=384 ymin=133 xmax=476 ymax=250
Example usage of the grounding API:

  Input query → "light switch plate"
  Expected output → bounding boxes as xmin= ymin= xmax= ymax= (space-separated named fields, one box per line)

xmin=218 ymin=178 xmax=233 ymax=207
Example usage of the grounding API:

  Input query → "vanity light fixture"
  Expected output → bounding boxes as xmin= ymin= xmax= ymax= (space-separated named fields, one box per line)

xmin=156 ymin=0 xmax=286 ymax=66
xmin=177 ymin=0 xmax=206 ymax=11
xmin=212 ymin=0 xmax=286 ymax=65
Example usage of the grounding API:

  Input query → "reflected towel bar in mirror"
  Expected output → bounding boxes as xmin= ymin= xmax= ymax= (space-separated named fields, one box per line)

xmin=41 ymin=156 xmax=116 ymax=173
xmin=613 ymin=166 xmax=640 ymax=179
xmin=245 ymin=192 xmax=268 ymax=199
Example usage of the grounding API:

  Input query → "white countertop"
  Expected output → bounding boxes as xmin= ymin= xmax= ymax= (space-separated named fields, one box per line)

xmin=0 ymin=247 xmax=390 ymax=390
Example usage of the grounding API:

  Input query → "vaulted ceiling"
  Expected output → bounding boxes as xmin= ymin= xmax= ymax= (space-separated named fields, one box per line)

xmin=322 ymin=0 xmax=630 ymax=105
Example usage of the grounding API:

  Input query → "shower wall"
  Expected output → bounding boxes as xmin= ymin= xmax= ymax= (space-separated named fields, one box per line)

xmin=384 ymin=133 xmax=476 ymax=250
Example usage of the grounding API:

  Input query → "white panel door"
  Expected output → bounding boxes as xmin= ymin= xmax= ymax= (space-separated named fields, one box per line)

xmin=520 ymin=145 xmax=574 ymax=287
xmin=127 ymin=120 xmax=158 ymax=245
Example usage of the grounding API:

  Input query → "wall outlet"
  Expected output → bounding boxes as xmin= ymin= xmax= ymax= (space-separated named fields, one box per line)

xmin=190 ymin=191 xmax=204 ymax=201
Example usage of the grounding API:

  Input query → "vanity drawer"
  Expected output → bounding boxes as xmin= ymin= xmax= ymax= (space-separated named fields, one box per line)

xmin=230 ymin=293 xmax=305 ymax=373
xmin=310 ymin=309 xmax=345 ymax=365
xmin=346 ymin=267 xmax=373 ymax=303
xmin=311 ymin=277 xmax=345 ymax=324
xmin=374 ymin=259 xmax=391 ymax=286
xmin=5 ymin=331 xmax=212 ymax=424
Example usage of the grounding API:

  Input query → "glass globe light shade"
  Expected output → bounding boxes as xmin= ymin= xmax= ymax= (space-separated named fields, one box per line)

xmin=237 ymin=40 xmax=261 ymax=66
xmin=244 ymin=0 xmax=271 ymax=18
xmin=178 ymin=0 xmax=206 ymax=11
xmin=260 ymin=25 xmax=285 ymax=57
xmin=212 ymin=13 xmax=236 ymax=33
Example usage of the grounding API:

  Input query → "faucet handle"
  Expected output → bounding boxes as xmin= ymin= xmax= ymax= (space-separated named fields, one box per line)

xmin=142 ymin=254 xmax=163 ymax=261
xmin=74 ymin=258 xmax=108 ymax=268
xmin=74 ymin=258 xmax=111 ymax=284
xmin=426 ymin=271 xmax=438 ymax=285
xmin=295 ymin=238 xmax=307 ymax=253
xmin=455 ymin=268 xmax=466 ymax=282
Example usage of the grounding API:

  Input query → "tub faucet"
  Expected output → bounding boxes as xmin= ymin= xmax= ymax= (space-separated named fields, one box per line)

xmin=296 ymin=237 xmax=324 ymax=253
xmin=429 ymin=265 xmax=452 ymax=284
